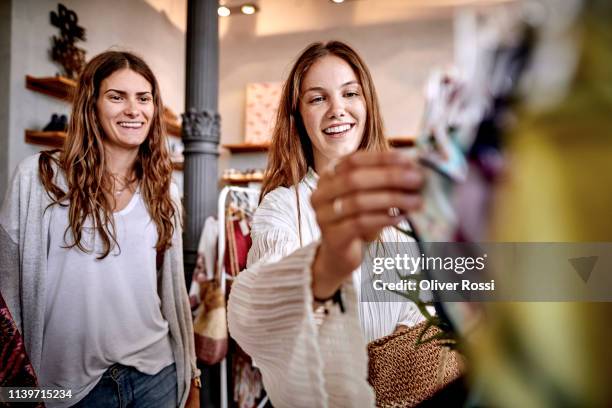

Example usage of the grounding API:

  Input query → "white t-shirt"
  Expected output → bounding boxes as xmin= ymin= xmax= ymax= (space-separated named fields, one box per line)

xmin=40 ymin=188 xmax=175 ymax=407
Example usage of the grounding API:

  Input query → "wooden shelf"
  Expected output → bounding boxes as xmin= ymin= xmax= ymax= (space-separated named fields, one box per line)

xmin=25 ymin=75 xmax=76 ymax=101
xmin=25 ymin=130 xmax=184 ymax=171
xmin=222 ymin=143 xmax=270 ymax=153
xmin=25 ymin=130 xmax=66 ymax=147
xmin=26 ymin=75 xmax=181 ymax=138
xmin=221 ymin=175 xmax=264 ymax=184
xmin=389 ymin=136 xmax=416 ymax=148
xmin=222 ymin=136 xmax=415 ymax=153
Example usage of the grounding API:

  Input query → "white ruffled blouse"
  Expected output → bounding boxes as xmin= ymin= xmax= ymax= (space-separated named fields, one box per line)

xmin=227 ymin=168 xmax=423 ymax=408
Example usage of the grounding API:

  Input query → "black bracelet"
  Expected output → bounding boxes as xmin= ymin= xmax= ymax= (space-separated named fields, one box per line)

xmin=314 ymin=289 xmax=345 ymax=314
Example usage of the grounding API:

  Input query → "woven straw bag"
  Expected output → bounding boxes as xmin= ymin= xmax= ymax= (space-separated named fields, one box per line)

xmin=193 ymin=279 xmax=228 ymax=365
xmin=367 ymin=321 xmax=463 ymax=407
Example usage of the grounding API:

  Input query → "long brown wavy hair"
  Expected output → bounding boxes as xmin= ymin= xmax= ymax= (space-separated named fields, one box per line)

xmin=39 ymin=51 xmax=175 ymax=259
xmin=261 ymin=40 xmax=389 ymax=200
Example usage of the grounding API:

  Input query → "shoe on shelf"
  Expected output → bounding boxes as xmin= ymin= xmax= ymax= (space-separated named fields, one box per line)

xmin=42 ymin=114 xmax=68 ymax=132
xmin=58 ymin=114 xmax=68 ymax=131
xmin=42 ymin=114 xmax=59 ymax=131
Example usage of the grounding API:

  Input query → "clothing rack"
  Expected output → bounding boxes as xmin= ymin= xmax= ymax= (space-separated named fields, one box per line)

xmin=216 ymin=185 xmax=261 ymax=408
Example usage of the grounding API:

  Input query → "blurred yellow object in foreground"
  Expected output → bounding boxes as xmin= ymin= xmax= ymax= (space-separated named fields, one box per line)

xmin=471 ymin=3 xmax=612 ymax=408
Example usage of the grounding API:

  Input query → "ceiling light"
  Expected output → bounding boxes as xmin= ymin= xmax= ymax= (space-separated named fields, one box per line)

xmin=218 ymin=6 xmax=231 ymax=17
xmin=331 ymin=0 xmax=345 ymax=3
xmin=241 ymin=4 xmax=257 ymax=15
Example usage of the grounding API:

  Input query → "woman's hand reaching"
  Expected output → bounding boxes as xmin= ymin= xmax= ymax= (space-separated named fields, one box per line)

xmin=310 ymin=150 xmax=424 ymax=299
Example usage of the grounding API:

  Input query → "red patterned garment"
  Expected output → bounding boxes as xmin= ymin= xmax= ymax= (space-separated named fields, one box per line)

xmin=1 ymin=291 xmax=44 ymax=406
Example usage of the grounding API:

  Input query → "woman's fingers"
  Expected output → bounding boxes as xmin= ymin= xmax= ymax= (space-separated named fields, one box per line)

xmin=315 ymin=190 xmax=422 ymax=225
xmin=334 ymin=150 xmax=417 ymax=172
xmin=315 ymin=164 xmax=424 ymax=206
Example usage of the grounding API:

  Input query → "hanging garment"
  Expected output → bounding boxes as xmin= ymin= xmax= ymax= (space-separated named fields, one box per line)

xmin=0 ymin=290 xmax=43 ymax=408
xmin=221 ymin=191 xmax=264 ymax=407
xmin=224 ymin=206 xmax=252 ymax=277
xmin=232 ymin=343 xmax=264 ymax=408
xmin=189 ymin=217 xmax=219 ymax=308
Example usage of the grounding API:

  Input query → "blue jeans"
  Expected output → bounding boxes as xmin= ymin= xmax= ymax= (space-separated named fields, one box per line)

xmin=71 ymin=363 xmax=177 ymax=408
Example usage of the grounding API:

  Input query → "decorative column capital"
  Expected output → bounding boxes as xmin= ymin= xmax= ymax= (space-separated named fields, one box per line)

xmin=181 ymin=108 xmax=221 ymax=142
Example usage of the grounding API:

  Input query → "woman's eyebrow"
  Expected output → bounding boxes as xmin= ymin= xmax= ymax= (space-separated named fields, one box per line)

xmin=104 ymin=89 xmax=126 ymax=95
xmin=104 ymin=89 xmax=152 ymax=96
xmin=303 ymin=86 xmax=325 ymax=93
xmin=303 ymin=81 xmax=360 ymax=93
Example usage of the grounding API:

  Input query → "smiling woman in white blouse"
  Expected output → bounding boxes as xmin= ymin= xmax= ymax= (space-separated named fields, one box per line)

xmin=227 ymin=41 xmax=425 ymax=407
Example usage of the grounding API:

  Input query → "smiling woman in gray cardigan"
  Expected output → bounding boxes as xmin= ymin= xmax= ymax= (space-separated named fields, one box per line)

xmin=0 ymin=51 xmax=199 ymax=408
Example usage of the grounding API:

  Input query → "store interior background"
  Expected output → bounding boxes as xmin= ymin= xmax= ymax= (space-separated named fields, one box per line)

xmin=5 ymin=2 xmax=612 ymax=407
xmin=0 ymin=0 xmax=512 ymax=202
